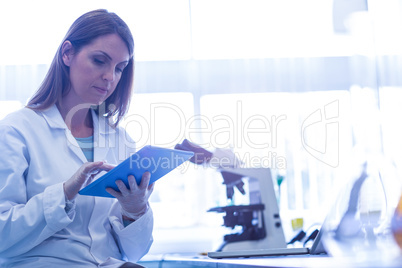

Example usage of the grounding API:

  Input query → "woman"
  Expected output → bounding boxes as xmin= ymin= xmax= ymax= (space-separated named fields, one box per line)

xmin=0 ymin=9 xmax=154 ymax=267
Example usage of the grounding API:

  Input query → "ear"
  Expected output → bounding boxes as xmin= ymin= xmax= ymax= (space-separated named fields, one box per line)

xmin=61 ymin=41 xmax=74 ymax=66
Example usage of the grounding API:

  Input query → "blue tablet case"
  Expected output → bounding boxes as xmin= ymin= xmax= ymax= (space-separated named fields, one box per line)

xmin=79 ymin=145 xmax=194 ymax=198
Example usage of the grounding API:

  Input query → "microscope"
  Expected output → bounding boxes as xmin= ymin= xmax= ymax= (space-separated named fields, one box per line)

xmin=175 ymin=140 xmax=287 ymax=252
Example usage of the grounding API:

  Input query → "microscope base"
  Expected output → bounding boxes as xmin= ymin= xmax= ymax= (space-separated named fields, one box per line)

xmin=220 ymin=238 xmax=287 ymax=252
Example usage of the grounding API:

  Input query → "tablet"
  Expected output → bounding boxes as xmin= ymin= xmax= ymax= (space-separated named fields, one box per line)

xmin=79 ymin=145 xmax=194 ymax=198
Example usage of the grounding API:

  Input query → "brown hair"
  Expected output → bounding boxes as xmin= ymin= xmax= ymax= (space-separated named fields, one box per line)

xmin=27 ymin=9 xmax=134 ymax=127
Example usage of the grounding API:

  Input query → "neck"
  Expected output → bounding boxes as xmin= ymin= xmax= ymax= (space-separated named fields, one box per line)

xmin=57 ymin=101 xmax=94 ymax=138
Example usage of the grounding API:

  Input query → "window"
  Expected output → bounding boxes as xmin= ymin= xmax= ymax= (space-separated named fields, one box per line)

xmin=190 ymin=0 xmax=353 ymax=59
xmin=199 ymin=91 xmax=354 ymax=236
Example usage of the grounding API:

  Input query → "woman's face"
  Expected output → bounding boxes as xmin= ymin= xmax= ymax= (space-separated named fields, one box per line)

xmin=62 ymin=33 xmax=130 ymax=107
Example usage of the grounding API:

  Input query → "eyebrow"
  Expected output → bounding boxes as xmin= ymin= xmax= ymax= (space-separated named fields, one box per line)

xmin=95 ymin=50 xmax=129 ymax=65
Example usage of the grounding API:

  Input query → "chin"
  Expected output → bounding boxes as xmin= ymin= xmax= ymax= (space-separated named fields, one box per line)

xmin=90 ymin=98 xmax=107 ymax=106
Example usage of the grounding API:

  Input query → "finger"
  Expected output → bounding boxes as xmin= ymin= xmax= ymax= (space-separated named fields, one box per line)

xmin=147 ymin=181 xmax=155 ymax=192
xmin=88 ymin=163 xmax=116 ymax=175
xmin=106 ymin=187 xmax=122 ymax=198
xmin=86 ymin=168 xmax=102 ymax=177
xmin=128 ymin=175 xmax=138 ymax=191
xmin=83 ymin=163 xmax=117 ymax=180
xmin=100 ymin=163 xmax=117 ymax=171
xmin=139 ymin=172 xmax=151 ymax=189
xmin=82 ymin=161 xmax=105 ymax=175
xmin=115 ymin=180 xmax=130 ymax=196
xmin=84 ymin=175 xmax=96 ymax=187
xmin=145 ymin=183 xmax=155 ymax=198
xmin=76 ymin=163 xmax=103 ymax=183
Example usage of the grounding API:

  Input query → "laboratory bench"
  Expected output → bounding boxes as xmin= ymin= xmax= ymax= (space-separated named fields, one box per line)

xmin=138 ymin=253 xmax=402 ymax=268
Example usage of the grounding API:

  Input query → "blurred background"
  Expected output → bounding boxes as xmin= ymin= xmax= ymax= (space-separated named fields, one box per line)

xmin=1 ymin=0 xmax=402 ymax=255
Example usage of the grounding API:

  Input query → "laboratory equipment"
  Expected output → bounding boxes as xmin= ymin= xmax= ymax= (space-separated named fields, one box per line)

xmin=209 ymin=167 xmax=287 ymax=252
xmin=175 ymin=139 xmax=287 ymax=252
xmin=321 ymin=157 xmax=402 ymax=262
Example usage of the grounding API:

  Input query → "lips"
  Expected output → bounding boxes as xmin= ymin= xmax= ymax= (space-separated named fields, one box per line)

xmin=94 ymin=86 xmax=108 ymax=95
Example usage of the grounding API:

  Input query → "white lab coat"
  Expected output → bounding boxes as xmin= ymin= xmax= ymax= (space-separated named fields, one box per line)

xmin=0 ymin=105 xmax=153 ymax=267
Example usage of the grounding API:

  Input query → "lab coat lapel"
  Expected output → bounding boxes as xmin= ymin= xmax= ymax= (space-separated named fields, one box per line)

xmin=41 ymin=104 xmax=90 ymax=164
xmin=65 ymin=130 xmax=88 ymax=163
xmin=92 ymin=109 xmax=115 ymax=162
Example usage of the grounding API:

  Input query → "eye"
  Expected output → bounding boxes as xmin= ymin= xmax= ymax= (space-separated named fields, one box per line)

xmin=116 ymin=64 xmax=127 ymax=74
xmin=93 ymin=58 xmax=105 ymax=65
xmin=115 ymin=67 xmax=123 ymax=74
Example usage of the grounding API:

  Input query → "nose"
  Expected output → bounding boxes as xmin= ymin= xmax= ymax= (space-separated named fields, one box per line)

xmin=102 ymin=67 xmax=115 ymax=82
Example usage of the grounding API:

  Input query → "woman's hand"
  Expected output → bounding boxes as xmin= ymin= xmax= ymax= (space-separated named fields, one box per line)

xmin=106 ymin=172 xmax=154 ymax=220
xmin=64 ymin=161 xmax=115 ymax=201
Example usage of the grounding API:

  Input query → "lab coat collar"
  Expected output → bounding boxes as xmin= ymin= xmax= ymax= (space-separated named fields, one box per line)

xmin=41 ymin=104 xmax=87 ymax=163
xmin=41 ymin=104 xmax=67 ymax=130
xmin=41 ymin=104 xmax=116 ymax=135
xmin=41 ymin=104 xmax=117 ymax=163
